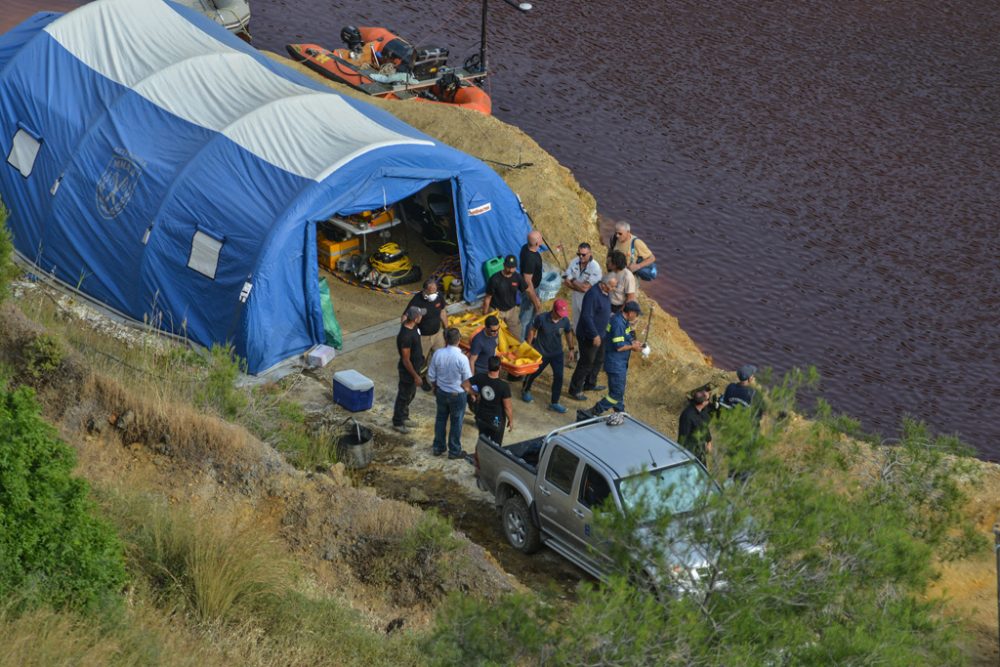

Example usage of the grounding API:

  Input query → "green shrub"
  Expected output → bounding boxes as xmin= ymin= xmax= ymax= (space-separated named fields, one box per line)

xmin=0 ymin=384 xmax=126 ymax=611
xmin=194 ymin=344 xmax=247 ymax=418
xmin=0 ymin=202 xmax=21 ymax=303
xmin=22 ymin=334 xmax=65 ymax=379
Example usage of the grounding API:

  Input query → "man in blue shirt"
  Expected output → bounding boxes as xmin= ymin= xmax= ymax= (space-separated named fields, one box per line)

xmin=427 ymin=327 xmax=474 ymax=459
xmin=568 ymin=275 xmax=616 ymax=401
xmin=468 ymin=315 xmax=500 ymax=375
xmin=521 ymin=298 xmax=576 ymax=413
xmin=589 ymin=300 xmax=643 ymax=416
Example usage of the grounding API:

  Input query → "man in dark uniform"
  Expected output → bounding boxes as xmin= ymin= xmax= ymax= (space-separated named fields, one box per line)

xmin=678 ymin=387 xmax=715 ymax=465
xmin=404 ymin=278 xmax=447 ymax=364
xmin=482 ymin=255 xmax=524 ymax=339
xmin=471 ymin=356 xmax=513 ymax=444
xmin=568 ymin=276 xmax=616 ymax=400
xmin=589 ymin=300 xmax=642 ymax=416
xmin=723 ymin=364 xmax=758 ymax=408
xmin=522 ymin=298 xmax=575 ymax=413
xmin=392 ymin=306 xmax=425 ymax=434
xmin=468 ymin=315 xmax=500 ymax=375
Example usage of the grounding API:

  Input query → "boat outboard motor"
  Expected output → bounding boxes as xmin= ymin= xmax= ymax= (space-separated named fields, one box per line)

xmin=380 ymin=38 xmax=415 ymax=72
xmin=340 ymin=25 xmax=363 ymax=52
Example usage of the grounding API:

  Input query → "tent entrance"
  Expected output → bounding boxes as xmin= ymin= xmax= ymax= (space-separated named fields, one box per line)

xmin=314 ymin=180 xmax=462 ymax=307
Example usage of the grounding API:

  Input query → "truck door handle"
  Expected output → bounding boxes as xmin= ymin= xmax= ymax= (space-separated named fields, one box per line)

xmin=572 ymin=508 xmax=585 ymax=518
xmin=538 ymin=485 xmax=551 ymax=497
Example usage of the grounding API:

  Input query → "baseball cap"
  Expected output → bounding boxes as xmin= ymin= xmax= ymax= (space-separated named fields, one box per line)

xmin=737 ymin=364 xmax=757 ymax=381
xmin=623 ymin=301 xmax=642 ymax=314
xmin=553 ymin=298 xmax=569 ymax=317
xmin=503 ymin=254 xmax=517 ymax=268
xmin=405 ymin=306 xmax=426 ymax=320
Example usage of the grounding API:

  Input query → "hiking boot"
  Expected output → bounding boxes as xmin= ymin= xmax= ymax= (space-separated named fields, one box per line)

xmin=393 ymin=424 xmax=410 ymax=434
xmin=521 ymin=390 xmax=534 ymax=403
xmin=549 ymin=403 xmax=567 ymax=414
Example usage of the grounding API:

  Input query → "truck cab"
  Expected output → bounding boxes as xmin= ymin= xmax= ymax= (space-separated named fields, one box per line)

xmin=475 ymin=414 xmax=721 ymax=584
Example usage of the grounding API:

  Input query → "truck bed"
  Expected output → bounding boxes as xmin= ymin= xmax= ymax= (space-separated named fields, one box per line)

xmin=476 ymin=434 xmax=545 ymax=499
xmin=502 ymin=437 xmax=544 ymax=472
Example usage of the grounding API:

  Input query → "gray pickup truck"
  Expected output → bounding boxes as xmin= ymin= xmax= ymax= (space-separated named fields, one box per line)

xmin=475 ymin=413 xmax=731 ymax=591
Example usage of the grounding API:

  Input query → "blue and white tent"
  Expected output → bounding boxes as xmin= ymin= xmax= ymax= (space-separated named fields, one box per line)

xmin=0 ymin=0 xmax=530 ymax=373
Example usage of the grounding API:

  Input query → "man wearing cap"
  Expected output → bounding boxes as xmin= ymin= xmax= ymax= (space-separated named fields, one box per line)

xmin=392 ymin=306 xmax=426 ymax=434
xmin=518 ymin=230 xmax=546 ymax=339
xmin=589 ymin=300 xmax=643 ymax=416
xmin=427 ymin=327 xmax=475 ymax=459
xmin=468 ymin=315 xmax=501 ymax=376
xmin=568 ymin=275 xmax=616 ymax=400
xmin=724 ymin=364 xmax=759 ymax=408
xmin=521 ymin=298 xmax=576 ymax=413
xmin=404 ymin=278 xmax=448 ymax=363
xmin=482 ymin=255 xmax=524 ymax=339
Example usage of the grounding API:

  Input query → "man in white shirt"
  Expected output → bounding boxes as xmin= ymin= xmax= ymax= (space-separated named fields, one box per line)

xmin=426 ymin=327 xmax=474 ymax=459
xmin=562 ymin=242 xmax=603 ymax=332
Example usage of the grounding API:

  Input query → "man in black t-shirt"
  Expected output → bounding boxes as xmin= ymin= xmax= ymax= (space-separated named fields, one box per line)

xmin=518 ymin=231 xmax=545 ymax=339
xmin=483 ymin=255 xmax=524 ymax=338
xmin=471 ymin=356 xmax=513 ymax=444
xmin=392 ymin=306 xmax=426 ymax=434
xmin=404 ymin=278 xmax=448 ymax=365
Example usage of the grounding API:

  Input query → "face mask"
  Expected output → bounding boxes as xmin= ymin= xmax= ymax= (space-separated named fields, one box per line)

xmin=425 ymin=292 xmax=438 ymax=302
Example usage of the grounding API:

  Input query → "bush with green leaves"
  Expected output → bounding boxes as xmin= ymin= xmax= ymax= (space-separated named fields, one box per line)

xmin=0 ymin=383 xmax=126 ymax=612
xmin=427 ymin=370 xmax=978 ymax=666
xmin=194 ymin=344 xmax=247 ymax=418
xmin=0 ymin=202 xmax=21 ymax=303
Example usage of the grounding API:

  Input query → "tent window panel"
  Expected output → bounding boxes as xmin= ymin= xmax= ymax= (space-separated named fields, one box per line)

xmin=187 ymin=229 xmax=224 ymax=279
xmin=7 ymin=127 xmax=42 ymax=178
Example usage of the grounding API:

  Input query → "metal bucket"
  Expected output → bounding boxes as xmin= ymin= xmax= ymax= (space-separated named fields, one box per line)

xmin=337 ymin=422 xmax=374 ymax=469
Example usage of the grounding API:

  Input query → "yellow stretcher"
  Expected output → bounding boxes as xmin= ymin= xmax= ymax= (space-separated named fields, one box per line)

xmin=451 ymin=310 xmax=543 ymax=377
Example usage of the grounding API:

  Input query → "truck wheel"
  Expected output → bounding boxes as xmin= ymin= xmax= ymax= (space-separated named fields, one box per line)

xmin=502 ymin=495 xmax=541 ymax=554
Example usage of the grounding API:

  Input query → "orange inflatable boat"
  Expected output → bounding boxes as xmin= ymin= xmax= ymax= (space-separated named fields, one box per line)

xmin=286 ymin=26 xmax=492 ymax=115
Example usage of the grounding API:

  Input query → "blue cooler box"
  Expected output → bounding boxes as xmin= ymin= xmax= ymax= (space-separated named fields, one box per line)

xmin=333 ymin=370 xmax=374 ymax=412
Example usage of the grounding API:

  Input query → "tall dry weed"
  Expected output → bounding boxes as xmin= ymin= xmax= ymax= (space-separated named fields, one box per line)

xmin=106 ymin=493 xmax=291 ymax=624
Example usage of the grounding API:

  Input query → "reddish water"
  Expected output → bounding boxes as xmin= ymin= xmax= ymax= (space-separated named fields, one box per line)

xmin=255 ymin=0 xmax=1000 ymax=457
xmin=5 ymin=1 xmax=999 ymax=457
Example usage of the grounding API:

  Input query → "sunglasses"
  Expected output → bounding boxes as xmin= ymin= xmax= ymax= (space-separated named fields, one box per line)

xmin=486 ymin=327 xmax=500 ymax=335
xmin=577 ymin=252 xmax=589 ymax=257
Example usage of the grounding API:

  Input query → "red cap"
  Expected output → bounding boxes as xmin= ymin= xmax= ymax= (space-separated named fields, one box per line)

xmin=553 ymin=298 xmax=569 ymax=317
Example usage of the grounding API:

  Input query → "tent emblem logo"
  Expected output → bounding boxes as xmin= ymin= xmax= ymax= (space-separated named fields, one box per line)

xmin=96 ymin=150 xmax=143 ymax=219
xmin=468 ymin=202 xmax=492 ymax=217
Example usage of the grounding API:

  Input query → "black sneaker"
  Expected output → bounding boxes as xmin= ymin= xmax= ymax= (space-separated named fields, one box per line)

xmin=583 ymin=384 xmax=606 ymax=392
xmin=447 ymin=452 xmax=467 ymax=460
xmin=431 ymin=448 xmax=445 ymax=457
xmin=568 ymin=392 xmax=588 ymax=401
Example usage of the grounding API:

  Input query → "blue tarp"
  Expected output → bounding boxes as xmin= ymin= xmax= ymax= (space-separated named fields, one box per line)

xmin=0 ymin=0 xmax=530 ymax=373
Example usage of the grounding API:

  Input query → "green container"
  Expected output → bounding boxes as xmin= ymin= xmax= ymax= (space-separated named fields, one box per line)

xmin=483 ymin=256 xmax=505 ymax=283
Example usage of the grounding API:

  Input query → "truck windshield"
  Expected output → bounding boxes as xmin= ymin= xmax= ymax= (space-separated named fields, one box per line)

xmin=618 ymin=462 xmax=716 ymax=520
